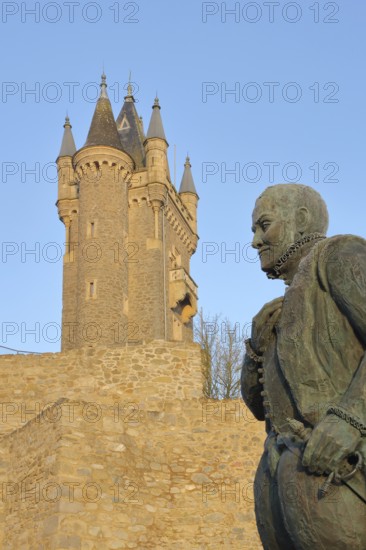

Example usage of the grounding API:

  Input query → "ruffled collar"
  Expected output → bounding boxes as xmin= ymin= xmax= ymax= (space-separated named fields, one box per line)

xmin=266 ymin=232 xmax=326 ymax=280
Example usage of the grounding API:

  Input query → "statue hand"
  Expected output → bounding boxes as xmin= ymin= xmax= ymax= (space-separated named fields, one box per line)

xmin=251 ymin=297 xmax=283 ymax=354
xmin=302 ymin=415 xmax=361 ymax=475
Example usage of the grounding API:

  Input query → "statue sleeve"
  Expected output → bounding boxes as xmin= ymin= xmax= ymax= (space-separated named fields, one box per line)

xmin=324 ymin=236 xmax=366 ymax=425
xmin=241 ymin=354 xmax=265 ymax=421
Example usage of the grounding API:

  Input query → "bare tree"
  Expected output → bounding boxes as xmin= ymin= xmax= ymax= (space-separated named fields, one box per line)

xmin=194 ymin=309 xmax=243 ymax=399
xmin=194 ymin=308 xmax=220 ymax=398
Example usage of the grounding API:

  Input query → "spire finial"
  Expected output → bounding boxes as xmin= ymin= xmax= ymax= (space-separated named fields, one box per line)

xmin=153 ymin=96 xmax=160 ymax=109
xmin=124 ymin=70 xmax=135 ymax=102
xmin=100 ymin=72 xmax=108 ymax=98
xmin=64 ymin=115 xmax=71 ymax=128
xmin=127 ymin=70 xmax=133 ymax=96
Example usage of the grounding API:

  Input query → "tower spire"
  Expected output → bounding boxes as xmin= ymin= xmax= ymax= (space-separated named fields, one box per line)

xmin=84 ymin=73 xmax=122 ymax=150
xmin=178 ymin=155 xmax=199 ymax=236
xmin=116 ymin=71 xmax=145 ymax=167
xmin=58 ymin=115 xmax=76 ymax=158
xmin=146 ymin=96 xmax=167 ymax=142
xmin=179 ymin=155 xmax=198 ymax=195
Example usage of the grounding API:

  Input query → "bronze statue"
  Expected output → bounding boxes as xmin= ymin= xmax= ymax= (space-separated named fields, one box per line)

xmin=241 ymin=184 xmax=366 ymax=549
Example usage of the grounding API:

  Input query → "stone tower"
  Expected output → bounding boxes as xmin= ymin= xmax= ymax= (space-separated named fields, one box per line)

xmin=0 ymin=73 xmax=263 ymax=549
xmin=56 ymin=75 xmax=199 ymax=350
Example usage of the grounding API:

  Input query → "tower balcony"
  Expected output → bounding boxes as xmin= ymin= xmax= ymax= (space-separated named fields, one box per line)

xmin=169 ymin=268 xmax=198 ymax=324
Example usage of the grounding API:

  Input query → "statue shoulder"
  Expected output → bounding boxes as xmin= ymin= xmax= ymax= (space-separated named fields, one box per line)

xmin=316 ymin=234 xmax=366 ymax=291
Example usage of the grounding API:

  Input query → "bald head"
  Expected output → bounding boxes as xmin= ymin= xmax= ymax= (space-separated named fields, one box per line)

xmin=256 ymin=184 xmax=329 ymax=236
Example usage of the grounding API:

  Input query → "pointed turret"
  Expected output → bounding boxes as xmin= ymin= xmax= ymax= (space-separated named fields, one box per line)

xmin=84 ymin=74 xmax=123 ymax=150
xmin=56 ymin=115 xmax=78 ymax=331
xmin=179 ymin=156 xmax=198 ymax=195
xmin=58 ymin=116 xmax=76 ymax=158
xmin=116 ymin=81 xmax=146 ymax=168
xmin=144 ymin=96 xmax=170 ymax=186
xmin=146 ymin=97 xmax=167 ymax=142
xmin=56 ymin=116 xmax=77 ymax=204
xmin=179 ymin=156 xmax=198 ymax=235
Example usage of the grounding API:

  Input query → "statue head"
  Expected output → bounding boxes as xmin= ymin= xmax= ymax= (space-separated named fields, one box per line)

xmin=251 ymin=184 xmax=329 ymax=278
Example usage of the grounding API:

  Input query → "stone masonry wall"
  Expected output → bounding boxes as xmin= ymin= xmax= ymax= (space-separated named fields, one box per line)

xmin=0 ymin=405 xmax=63 ymax=549
xmin=73 ymin=152 xmax=131 ymax=349
xmin=128 ymin=198 xmax=165 ymax=342
xmin=0 ymin=342 xmax=264 ymax=549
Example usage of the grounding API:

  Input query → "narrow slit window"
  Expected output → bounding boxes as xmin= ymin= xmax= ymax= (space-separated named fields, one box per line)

xmin=89 ymin=282 xmax=95 ymax=298
xmin=88 ymin=222 xmax=96 ymax=238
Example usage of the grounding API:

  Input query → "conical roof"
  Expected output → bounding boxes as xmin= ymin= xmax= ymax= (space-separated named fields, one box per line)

xmin=179 ymin=156 xmax=197 ymax=195
xmin=59 ymin=116 xmax=76 ymax=157
xmin=116 ymin=85 xmax=146 ymax=168
xmin=146 ymin=97 xmax=167 ymax=142
xmin=84 ymin=74 xmax=123 ymax=150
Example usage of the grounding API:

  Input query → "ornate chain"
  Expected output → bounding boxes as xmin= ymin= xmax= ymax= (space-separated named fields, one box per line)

xmin=327 ymin=406 xmax=366 ymax=437
xmin=269 ymin=232 xmax=326 ymax=278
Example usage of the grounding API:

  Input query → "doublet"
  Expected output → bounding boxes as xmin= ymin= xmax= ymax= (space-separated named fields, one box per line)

xmin=259 ymin=339 xmax=298 ymax=435
xmin=247 ymin=234 xmax=366 ymax=433
xmin=275 ymin=234 xmax=366 ymax=429
xmin=242 ymin=234 xmax=366 ymax=550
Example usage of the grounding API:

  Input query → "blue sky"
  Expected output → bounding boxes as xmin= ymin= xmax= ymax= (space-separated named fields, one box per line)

xmin=0 ymin=0 xmax=365 ymax=352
